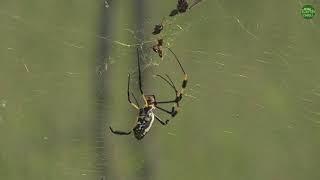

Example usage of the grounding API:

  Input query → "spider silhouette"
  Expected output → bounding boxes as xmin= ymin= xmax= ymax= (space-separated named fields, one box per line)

xmin=152 ymin=24 xmax=163 ymax=35
xmin=169 ymin=0 xmax=202 ymax=16
xmin=152 ymin=39 xmax=164 ymax=58
xmin=152 ymin=18 xmax=165 ymax=35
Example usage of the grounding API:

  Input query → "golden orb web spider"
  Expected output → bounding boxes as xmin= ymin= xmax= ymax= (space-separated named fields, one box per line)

xmin=109 ymin=48 xmax=188 ymax=140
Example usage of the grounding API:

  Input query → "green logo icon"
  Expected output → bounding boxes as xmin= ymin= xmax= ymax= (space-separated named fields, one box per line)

xmin=301 ymin=5 xmax=316 ymax=19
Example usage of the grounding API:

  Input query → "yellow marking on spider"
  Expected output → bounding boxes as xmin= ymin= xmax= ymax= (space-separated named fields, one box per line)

xmin=142 ymin=94 xmax=148 ymax=106
xmin=130 ymin=103 xmax=139 ymax=110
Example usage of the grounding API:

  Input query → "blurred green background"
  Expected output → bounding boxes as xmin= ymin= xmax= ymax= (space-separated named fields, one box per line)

xmin=1 ymin=0 xmax=320 ymax=180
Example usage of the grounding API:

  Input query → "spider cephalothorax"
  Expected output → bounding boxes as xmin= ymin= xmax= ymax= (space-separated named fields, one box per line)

xmin=109 ymin=48 xmax=188 ymax=140
xmin=145 ymin=95 xmax=156 ymax=105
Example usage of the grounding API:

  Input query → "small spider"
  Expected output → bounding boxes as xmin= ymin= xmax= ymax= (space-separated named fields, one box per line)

xmin=169 ymin=0 xmax=202 ymax=16
xmin=152 ymin=39 xmax=164 ymax=58
xmin=177 ymin=0 xmax=189 ymax=13
xmin=152 ymin=24 xmax=163 ymax=35
xmin=109 ymin=48 xmax=188 ymax=140
xmin=152 ymin=18 xmax=166 ymax=35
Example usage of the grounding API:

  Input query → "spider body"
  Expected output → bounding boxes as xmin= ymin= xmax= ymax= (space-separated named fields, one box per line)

xmin=152 ymin=18 xmax=166 ymax=35
xmin=133 ymin=106 xmax=156 ymax=140
xmin=152 ymin=24 xmax=163 ymax=35
xmin=169 ymin=0 xmax=202 ymax=16
xmin=109 ymin=48 xmax=187 ymax=140
xmin=152 ymin=39 xmax=164 ymax=58
xmin=169 ymin=0 xmax=188 ymax=16
xmin=177 ymin=0 xmax=189 ymax=13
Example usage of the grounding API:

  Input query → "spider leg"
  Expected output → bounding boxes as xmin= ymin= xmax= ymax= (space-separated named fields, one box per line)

xmin=131 ymin=92 xmax=140 ymax=107
xmin=110 ymin=116 xmax=141 ymax=137
xmin=109 ymin=126 xmax=132 ymax=135
xmin=154 ymin=48 xmax=187 ymax=118
xmin=167 ymin=47 xmax=188 ymax=95
xmin=127 ymin=74 xmax=139 ymax=109
xmin=137 ymin=48 xmax=148 ymax=106
xmin=155 ymin=105 xmax=178 ymax=117
xmin=189 ymin=0 xmax=202 ymax=10
xmin=169 ymin=9 xmax=179 ymax=16
xmin=155 ymin=74 xmax=178 ymax=95
xmin=154 ymin=114 xmax=169 ymax=125
xmin=164 ymin=74 xmax=176 ymax=90
xmin=156 ymin=48 xmax=188 ymax=106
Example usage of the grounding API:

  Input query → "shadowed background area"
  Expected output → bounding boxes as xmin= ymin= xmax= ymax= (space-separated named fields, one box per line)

xmin=0 ymin=0 xmax=320 ymax=180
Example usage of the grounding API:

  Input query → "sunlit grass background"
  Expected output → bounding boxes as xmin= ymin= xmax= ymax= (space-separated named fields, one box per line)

xmin=0 ymin=0 xmax=320 ymax=180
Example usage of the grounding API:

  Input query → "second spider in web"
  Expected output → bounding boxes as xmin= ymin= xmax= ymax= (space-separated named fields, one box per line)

xmin=109 ymin=48 xmax=188 ymax=140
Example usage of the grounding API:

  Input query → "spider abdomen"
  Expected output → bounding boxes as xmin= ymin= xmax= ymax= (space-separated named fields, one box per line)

xmin=133 ymin=108 xmax=155 ymax=140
